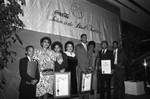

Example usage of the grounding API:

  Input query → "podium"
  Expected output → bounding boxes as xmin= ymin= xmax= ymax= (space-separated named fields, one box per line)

xmin=125 ymin=81 xmax=145 ymax=95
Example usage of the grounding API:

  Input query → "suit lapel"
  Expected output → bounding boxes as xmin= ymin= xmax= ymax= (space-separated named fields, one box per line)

xmin=100 ymin=50 xmax=104 ymax=57
xmin=80 ymin=43 xmax=87 ymax=52
xmin=25 ymin=56 xmax=29 ymax=63
xmin=101 ymin=49 xmax=107 ymax=56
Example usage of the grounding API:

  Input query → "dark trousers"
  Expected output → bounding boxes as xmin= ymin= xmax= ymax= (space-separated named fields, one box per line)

xmin=79 ymin=93 xmax=90 ymax=99
xmin=99 ymin=74 xmax=111 ymax=99
xmin=113 ymin=68 xmax=125 ymax=99
xmin=19 ymin=84 xmax=36 ymax=99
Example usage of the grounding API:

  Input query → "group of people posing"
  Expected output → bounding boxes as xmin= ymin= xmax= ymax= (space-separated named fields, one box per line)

xmin=19 ymin=34 xmax=126 ymax=99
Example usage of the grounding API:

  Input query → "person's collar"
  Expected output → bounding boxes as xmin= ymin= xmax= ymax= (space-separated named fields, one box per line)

xmin=64 ymin=51 xmax=75 ymax=57
xmin=104 ymin=49 xmax=107 ymax=52
xmin=81 ymin=42 xmax=86 ymax=46
xmin=27 ymin=56 xmax=31 ymax=61
xmin=114 ymin=48 xmax=118 ymax=51
xmin=102 ymin=48 xmax=107 ymax=53
xmin=81 ymin=42 xmax=87 ymax=51
xmin=116 ymin=48 xmax=118 ymax=51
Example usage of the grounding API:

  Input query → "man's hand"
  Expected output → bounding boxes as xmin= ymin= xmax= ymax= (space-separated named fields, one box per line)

xmin=111 ymin=69 xmax=114 ymax=74
xmin=31 ymin=79 xmax=38 ymax=85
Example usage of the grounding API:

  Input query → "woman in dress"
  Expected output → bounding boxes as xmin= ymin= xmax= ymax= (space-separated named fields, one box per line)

xmin=51 ymin=41 xmax=68 ymax=72
xmin=87 ymin=41 xmax=99 ymax=99
xmin=33 ymin=37 xmax=56 ymax=99
xmin=64 ymin=41 xmax=78 ymax=95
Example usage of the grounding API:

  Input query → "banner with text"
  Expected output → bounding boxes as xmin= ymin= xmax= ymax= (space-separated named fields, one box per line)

xmin=20 ymin=0 xmax=120 ymax=43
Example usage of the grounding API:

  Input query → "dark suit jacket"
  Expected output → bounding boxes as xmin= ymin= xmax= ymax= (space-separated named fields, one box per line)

xmin=99 ymin=49 xmax=114 ymax=72
xmin=55 ymin=52 xmax=68 ymax=72
xmin=75 ymin=43 xmax=88 ymax=71
xmin=114 ymin=48 xmax=127 ymax=68
xmin=19 ymin=57 xmax=39 ymax=92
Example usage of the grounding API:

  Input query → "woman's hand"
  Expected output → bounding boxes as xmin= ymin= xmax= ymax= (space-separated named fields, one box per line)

xmin=60 ymin=69 xmax=65 ymax=73
xmin=57 ymin=58 xmax=63 ymax=64
xmin=56 ymin=53 xmax=63 ymax=64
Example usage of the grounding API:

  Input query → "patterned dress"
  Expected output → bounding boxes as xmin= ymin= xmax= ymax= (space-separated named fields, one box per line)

xmin=33 ymin=49 xmax=56 ymax=97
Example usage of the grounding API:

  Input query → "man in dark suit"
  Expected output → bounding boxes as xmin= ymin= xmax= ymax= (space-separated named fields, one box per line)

xmin=112 ymin=41 xmax=127 ymax=99
xmin=98 ymin=41 xmax=114 ymax=99
xmin=75 ymin=34 xmax=89 ymax=99
xmin=19 ymin=46 xmax=39 ymax=99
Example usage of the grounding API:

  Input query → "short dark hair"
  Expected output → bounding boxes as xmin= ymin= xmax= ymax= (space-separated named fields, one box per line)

xmin=101 ymin=40 xmax=108 ymax=46
xmin=88 ymin=41 xmax=96 ymax=48
xmin=25 ymin=45 xmax=34 ymax=51
xmin=64 ymin=41 xmax=74 ymax=51
xmin=51 ymin=41 xmax=63 ymax=52
xmin=40 ymin=36 xmax=52 ymax=47
xmin=80 ymin=34 xmax=87 ymax=38
xmin=113 ymin=41 xmax=118 ymax=45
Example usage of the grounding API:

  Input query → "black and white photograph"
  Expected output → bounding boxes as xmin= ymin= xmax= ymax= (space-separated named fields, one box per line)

xmin=0 ymin=0 xmax=150 ymax=99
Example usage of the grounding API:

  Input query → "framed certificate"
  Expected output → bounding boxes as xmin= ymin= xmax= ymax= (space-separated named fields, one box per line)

xmin=80 ymin=72 xmax=93 ymax=93
xmin=101 ymin=60 xmax=111 ymax=74
xmin=54 ymin=72 xmax=71 ymax=98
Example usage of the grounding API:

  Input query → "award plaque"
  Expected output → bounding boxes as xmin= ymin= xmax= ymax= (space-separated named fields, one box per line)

xmin=101 ymin=60 xmax=111 ymax=74
xmin=80 ymin=72 xmax=92 ymax=93
xmin=54 ymin=72 xmax=71 ymax=98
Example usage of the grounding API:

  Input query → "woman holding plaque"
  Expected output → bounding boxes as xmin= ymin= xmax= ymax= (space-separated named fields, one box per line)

xmin=65 ymin=41 xmax=78 ymax=95
xmin=33 ymin=37 xmax=56 ymax=99
xmin=19 ymin=45 xmax=39 ymax=99
xmin=87 ymin=41 xmax=98 ymax=99
xmin=51 ymin=41 xmax=68 ymax=72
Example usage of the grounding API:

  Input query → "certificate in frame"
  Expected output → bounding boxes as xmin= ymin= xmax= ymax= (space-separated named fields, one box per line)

xmin=80 ymin=72 xmax=93 ymax=93
xmin=101 ymin=60 xmax=111 ymax=74
xmin=54 ymin=72 xmax=71 ymax=98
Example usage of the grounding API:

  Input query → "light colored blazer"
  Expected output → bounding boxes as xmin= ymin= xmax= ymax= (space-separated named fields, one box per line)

xmin=75 ymin=43 xmax=88 ymax=71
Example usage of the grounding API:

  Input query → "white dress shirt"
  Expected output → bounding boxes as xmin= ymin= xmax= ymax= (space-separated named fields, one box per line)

xmin=27 ymin=56 xmax=32 ymax=61
xmin=114 ymin=48 xmax=118 ymax=64
xmin=102 ymin=49 xmax=107 ymax=54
